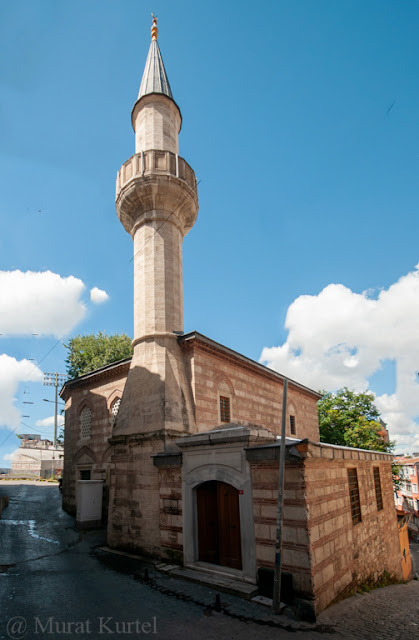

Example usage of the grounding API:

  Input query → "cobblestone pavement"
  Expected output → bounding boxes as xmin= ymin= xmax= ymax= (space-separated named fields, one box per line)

xmin=2 ymin=482 xmax=419 ymax=639
xmin=119 ymin=563 xmax=419 ymax=640
xmin=317 ymin=579 xmax=419 ymax=639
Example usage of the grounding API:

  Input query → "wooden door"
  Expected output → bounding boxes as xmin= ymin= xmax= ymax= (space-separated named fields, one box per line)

xmin=197 ymin=481 xmax=219 ymax=564
xmin=196 ymin=480 xmax=242 ymax=570
xmin=217 ymin=481 xmax=242 ymax=569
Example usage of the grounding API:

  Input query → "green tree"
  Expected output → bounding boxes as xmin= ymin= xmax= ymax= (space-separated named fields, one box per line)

xmin=317 ymin=387 xmax=393 ymax=453
xmin=64 ymin=332 xmax=133 ymax=379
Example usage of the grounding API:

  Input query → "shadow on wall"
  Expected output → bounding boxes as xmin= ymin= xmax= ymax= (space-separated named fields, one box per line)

xmin=62 ymin=357 xmax=193 ymax=520
xmin=113 ymin=356 xmax=194 ymax=436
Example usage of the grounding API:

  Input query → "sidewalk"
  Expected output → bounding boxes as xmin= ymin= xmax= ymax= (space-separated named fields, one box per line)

xmin=96 ymin=542 xmax=419 ymax=638
xmin=94 ymin=543 xmax=331 ymax=635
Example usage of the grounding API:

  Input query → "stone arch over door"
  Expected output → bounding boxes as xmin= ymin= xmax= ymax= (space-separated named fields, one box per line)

xmin=182 ymin=462 xmax=256 ymax=582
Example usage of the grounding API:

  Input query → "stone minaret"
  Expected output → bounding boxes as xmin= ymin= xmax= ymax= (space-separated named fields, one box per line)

xmin=113 ymin=17 xmax=198 ymax=440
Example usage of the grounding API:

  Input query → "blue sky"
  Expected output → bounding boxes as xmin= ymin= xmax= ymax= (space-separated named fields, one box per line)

xmin=1 ymin=0 xmax=419 ymax=463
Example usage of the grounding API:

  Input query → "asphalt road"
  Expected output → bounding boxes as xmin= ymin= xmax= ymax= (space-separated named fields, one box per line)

xmin=1 ymin=482 xmax=419 ymax=640
xmin=0 ymin=482 xmax=324 ymax=640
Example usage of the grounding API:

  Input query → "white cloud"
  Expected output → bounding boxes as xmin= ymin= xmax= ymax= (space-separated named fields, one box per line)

xmin=0 ymin=355 xmax=43 ymax=430
xmin=90 ymin=286 xmax=109 ymax=304
xmin=0 ymin=270 xmax=87 ymax=337
xmin=260 ymin=263 xmax=419 ymax=453
xmin=35 ymin=415 xmax=65 ymax=428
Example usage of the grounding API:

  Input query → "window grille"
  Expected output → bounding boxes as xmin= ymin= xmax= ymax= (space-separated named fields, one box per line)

xmin=220 ymin=396 xmax=230 ymax=423
xmin=80 ymin=407 xmax=91 ymax=439
xmin=348 ymin=468 xmax=361 ymax=525
xmin=373 ymin=467 xmax=383 ymax=511
xmin=290 ymin=415 xmax=296 ymax=435
xmin=111 ymin=397 xmax=121 ymax=418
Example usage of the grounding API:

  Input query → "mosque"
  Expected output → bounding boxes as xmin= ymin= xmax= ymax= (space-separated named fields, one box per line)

xmin=61 ymin=17 xmax=406 ymax=615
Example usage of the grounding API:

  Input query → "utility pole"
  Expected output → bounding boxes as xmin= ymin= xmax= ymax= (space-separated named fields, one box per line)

xmin=43 ymin=373 xmax=66 ymax=447
xmin=273 ymin=377 xmax=288 ymax=615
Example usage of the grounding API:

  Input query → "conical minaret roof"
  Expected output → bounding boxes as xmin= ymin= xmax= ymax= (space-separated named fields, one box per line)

xmin=137 ymin=16 xmax=173 ymax=101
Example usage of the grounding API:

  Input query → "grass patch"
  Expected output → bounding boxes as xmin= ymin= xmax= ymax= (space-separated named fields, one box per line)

xmin=357 ymin=571 xmax=403 ymax=594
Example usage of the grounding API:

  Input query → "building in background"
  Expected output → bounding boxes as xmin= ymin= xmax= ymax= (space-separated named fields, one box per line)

xmin=10 ymin=434 xmax=63 ymax=479
xmin=394 ymin=455 xmax=419 ymax=541
xmin=377 ymin=419 xmax=390 ymax=444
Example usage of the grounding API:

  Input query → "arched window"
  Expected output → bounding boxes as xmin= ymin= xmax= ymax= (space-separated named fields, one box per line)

xmin=80 ymin=407 xmax=91 ymax=439
xmin=217 ymin=378 xmax=234 ymax=424
xmin=110 ymin=397 xmax=121 ymax=424
xmin=288 ymin=402 xmax=297 ymax=436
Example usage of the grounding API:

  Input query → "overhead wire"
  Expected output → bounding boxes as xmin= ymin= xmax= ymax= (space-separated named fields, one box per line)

xmin=0 ymin=425 xmax=20 ymax=449
xmin=0 ymin=337 xmax=66 ymax=448
xmin=129 ymin=179 xmax=201 ymax=264
xmin=1 ymin=177 xmax=200 ymax=450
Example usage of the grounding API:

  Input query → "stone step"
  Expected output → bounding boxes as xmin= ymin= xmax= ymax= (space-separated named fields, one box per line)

xmin=168 ymin=567 xmax=258 ymax=599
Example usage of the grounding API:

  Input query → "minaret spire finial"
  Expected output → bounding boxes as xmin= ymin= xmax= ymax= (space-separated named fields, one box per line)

xmin=151 ymin=13 xmax=158 ymax=41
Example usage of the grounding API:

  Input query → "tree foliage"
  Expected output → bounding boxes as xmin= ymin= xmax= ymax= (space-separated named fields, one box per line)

xmin=64 ymin=332 xmax=133 ymax=379
xmin=317 ymin=387 xmax=393 ymax=453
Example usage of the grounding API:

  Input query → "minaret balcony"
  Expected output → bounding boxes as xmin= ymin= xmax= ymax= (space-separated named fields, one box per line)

xmin=116 ymin=150 xmax=197 ymax=200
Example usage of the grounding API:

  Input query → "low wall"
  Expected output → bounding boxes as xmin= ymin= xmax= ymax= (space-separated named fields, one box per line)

xmin=7 ymin=471 xmax=60 ymax=480
xmin=398 ymin=516 xmax=413 ymax=580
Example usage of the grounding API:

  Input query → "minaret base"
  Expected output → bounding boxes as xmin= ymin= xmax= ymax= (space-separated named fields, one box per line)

xmin=112 ymin=335 xmax=195 ymax=438
xmin=107 ymin=335 xmax=194 ymax=555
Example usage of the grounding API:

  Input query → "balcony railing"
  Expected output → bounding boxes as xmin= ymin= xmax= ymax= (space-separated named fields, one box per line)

xmin=116 ymin=150 xmax=197 ymax=199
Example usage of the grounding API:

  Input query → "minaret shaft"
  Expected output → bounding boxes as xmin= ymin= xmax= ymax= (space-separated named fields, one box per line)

xmin=133 ymin=218 xmax=183 ymax=341
xmin=113 ymin=18 xmax=198 ymax=438
xmin=133 ymin=95 xmax=181 ymax=155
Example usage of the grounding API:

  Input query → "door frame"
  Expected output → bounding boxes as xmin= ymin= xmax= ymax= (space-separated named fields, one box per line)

xmin=197 ymin=480 xmax=243 ymax=569
xmin=182 ymin=461 xmax=257 ymax=583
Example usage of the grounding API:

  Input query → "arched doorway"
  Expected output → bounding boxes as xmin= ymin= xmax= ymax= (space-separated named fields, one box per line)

xmin=196 ymin=480 xmax=242 ymax=570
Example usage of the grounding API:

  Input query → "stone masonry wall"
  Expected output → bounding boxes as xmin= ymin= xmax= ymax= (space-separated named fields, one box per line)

xmin=249 ymin=459 xmax=313 ymax=598
xmin=304 ymin=444 xmax=404 ymax=614
xmin=157 ymin=465 xmax=183 ymax=562
xmin=188 ymin=342 xmax=319 ymax=441
xmin=249 ymin=444 xmax=403 ymax=615
xmin=107 ymin=437 xmax=165 ymax=556
xmin=61 ymin=365 xmax=129 ymax=516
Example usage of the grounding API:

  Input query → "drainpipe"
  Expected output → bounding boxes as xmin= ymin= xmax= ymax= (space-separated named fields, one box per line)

xmin=273 ymin=377 xmax=288 ymax=614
